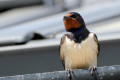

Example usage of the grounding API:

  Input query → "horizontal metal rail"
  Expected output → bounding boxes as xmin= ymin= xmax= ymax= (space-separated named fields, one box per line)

xmin=0 ymin=65 xmax=120 ymax=80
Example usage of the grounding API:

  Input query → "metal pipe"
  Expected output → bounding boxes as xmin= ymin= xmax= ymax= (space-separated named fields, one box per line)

xmin=0 ymin=65 xmax=120 ymax=80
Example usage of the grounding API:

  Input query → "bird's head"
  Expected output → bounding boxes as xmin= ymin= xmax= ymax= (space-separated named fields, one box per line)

xmin=63 ymin=12 xmax=85 ymax=31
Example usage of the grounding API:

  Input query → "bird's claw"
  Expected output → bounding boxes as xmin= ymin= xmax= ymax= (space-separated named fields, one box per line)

xmin=89 ymin=66 xmax=96 ymax=76
xmin=66 ymin=69 xmax=72 ymax=80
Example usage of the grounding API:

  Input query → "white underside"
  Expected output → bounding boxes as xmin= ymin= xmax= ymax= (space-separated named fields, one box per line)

xmin=61 ymin=33 xmax=98 ymax=69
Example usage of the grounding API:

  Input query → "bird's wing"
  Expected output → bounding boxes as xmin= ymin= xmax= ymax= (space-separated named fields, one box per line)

xmin=59 ymin=35 xmax=66 ymax=69
xmin=93 ymin=33 xmax=100 ymax=56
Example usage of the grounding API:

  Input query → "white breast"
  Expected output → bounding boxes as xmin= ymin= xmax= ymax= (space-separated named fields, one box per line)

xmin=61 ymin=33 xmax=98 ymax=69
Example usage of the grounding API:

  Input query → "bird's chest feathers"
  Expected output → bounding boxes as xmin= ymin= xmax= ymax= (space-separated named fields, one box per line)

xmin=62 ymin=33 xmax=97 ymax=69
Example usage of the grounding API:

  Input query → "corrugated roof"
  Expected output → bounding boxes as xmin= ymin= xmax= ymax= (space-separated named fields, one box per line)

xmin=0 ymin=0 xmax=120 ymax=46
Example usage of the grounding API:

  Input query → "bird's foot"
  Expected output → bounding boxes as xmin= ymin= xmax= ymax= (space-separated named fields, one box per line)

xmin=89 ymin=66 xmax=97 ymax=76
xmin=66 ymin=68 xmax=72 ymax=80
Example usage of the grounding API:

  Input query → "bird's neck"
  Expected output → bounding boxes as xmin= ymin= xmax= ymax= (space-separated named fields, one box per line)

xmin=67 ymin=26 xmax=90 ymax=42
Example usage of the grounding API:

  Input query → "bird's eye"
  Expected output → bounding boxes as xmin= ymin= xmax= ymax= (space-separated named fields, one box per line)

xmin=71 ymin=15 xmax=76 ymax=18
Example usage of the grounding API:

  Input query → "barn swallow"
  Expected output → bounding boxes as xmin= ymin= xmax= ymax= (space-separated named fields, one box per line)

xmin=59 ymin=12 xmax=100 ymax=79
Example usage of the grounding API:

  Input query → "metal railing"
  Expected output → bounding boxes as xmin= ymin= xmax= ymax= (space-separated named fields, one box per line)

xmin=0 ymin=65 xmax=120 ymax=80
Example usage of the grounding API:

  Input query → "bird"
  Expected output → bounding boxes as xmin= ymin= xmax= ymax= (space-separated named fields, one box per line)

xmin=59 ymin=12 xmax=100 ymax=79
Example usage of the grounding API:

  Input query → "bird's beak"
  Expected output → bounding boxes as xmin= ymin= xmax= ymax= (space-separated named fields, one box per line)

xmin=64 ymin=16 xmax=71 ymax=20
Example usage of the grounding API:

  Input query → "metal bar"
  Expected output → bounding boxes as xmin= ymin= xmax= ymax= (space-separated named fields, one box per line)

xmin=0 ymin=0 xmax=42 ymax=9
xmin=0 ymin=65 xmax=120 ymax=80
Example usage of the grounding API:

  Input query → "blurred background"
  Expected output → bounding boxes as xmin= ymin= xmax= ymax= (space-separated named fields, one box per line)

xmin=0 ymin=0 xmax=120 ymax=77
